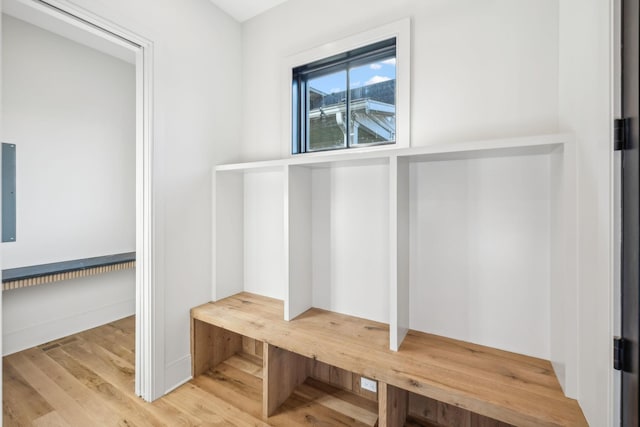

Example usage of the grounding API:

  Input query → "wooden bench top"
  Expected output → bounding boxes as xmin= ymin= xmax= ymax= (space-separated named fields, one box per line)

xmin=191 ymin=292 xmax=587 ymax=427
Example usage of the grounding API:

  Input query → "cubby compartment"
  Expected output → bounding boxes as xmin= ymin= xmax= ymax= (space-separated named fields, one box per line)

xmin=214 ymin=163 xmax=287 ymax=302
xmin=380 ymin=387 xmax=517 ymax=426
xmin=407 ymin=148 xmax=553 ymax=357
xmin=286 ymin=158 xmax=391 ymax=323
xmin=191 ymin=319 xmax=265 ymax=419
xmin=265 ymin=352 xmax=379 ymax=426
xmin=404 ymin=392 xmax=513 ymax=427
xmin=390 ymin=140 xmax=577 ymax=397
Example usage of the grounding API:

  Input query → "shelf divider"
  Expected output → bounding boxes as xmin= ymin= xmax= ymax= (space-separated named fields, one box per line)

xmin=390 ymin=156 xmax=410 ymax=350
xmin=285 ymin=165 xmax=313 ymax=320
xmin=263 ymin=342 xmax=312 ymax=417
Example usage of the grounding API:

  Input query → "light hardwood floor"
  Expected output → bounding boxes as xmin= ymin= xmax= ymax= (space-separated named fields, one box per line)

xmin=2 ymin=317 xmax=383 ymax=427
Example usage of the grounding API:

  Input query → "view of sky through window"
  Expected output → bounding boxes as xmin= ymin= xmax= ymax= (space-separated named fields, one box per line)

xmin=310 ymin=57 xmax=396 ymax=94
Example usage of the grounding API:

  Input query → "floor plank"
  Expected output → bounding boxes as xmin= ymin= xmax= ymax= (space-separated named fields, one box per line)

xmin=194 ymin=362 xmax=263 ymax=418
xmin=7 ymin=353 xmax=97 ymax=426
xmin=3 ymin=358 xmax=53 ymax=426
xmin=32 ymin=411 xmax=71 ymax=427
xmin=166 ymin=382 xmax=267 ymax=427
xmin=21 ymin=347 xmax=124 ymax=426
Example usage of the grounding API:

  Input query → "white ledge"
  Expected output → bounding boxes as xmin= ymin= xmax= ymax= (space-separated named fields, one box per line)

xmin=216 ymin=133 xmax=573 ymax=172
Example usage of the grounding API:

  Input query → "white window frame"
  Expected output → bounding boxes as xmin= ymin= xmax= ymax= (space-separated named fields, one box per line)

xmin=281 ymin=18 xmax=411 ymax=158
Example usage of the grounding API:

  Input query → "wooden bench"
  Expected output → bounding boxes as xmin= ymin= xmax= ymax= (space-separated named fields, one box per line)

xmin=191 ymin=292 xmax=587 ymax=427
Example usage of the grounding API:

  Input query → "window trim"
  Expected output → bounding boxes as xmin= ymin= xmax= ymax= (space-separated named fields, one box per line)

xmin=293 ymin=40 xmax=397 ymax=154
xmin=282 ymin=18 xmax=411 ymax=158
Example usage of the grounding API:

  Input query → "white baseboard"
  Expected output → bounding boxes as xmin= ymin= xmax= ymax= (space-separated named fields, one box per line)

xmin=164 ymin=354 xmax=192 ymax=394
xmin=3 ymin=298 xmax=135 ymax=356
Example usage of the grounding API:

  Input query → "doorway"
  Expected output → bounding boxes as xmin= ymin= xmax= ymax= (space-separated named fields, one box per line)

xmin=0 ymin=0 xmax=156 ymax=401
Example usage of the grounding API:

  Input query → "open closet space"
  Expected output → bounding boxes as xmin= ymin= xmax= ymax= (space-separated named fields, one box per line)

xmin=1 ymin=7 xmax=136 ymax=356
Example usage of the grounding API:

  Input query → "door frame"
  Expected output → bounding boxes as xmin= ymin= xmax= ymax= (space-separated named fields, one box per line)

xmin=620 ymin=0 xmax=639 ymax=424
xmin=1 ymin=0 xmax=161 ymax=401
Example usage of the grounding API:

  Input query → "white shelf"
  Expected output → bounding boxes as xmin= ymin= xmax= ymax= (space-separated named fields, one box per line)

xmin=212 ymin=132 xmax=577 ymax=397
xmin=216 ymin=159 xmax=285 ymax=172
xmin=216 ymin=133 xmax=572 ymax=172
xmin=397 ymin=133 xmax=570 ymax=160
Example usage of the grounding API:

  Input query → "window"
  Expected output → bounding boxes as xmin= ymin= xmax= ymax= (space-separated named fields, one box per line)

xmin=292 ymin=38 xmax=397 ymax=154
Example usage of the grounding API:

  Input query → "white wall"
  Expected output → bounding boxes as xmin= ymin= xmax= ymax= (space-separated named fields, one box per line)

xmin=241 ymin=0 xmax=559 ymax=161
xmin=240 ymin=0 xmax=560 ymax=351
xmin=2 ymin=15 xmax=135 ymax=267
xmin=3 ymin=270 xmax=134 ymax=354
xmin=2 ymin=14 xmax=136 ymax=355
xmin=55 ymin=0 xmax=243 ymax=396
xmin=559 ymin=0 xmax=614 ymax=425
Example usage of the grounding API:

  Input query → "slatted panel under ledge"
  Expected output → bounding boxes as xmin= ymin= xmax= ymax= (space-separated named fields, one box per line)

xmin=2 ymin=252 xmax=136 ymax=291
xmin=2 ymin=261 xmax=135 ymax=290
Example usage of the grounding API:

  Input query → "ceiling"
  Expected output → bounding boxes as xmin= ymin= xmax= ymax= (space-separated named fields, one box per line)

xmin=209 ymin=0 xmax=289 ymax=22
xmin=3 ymin=0 xmax=136 ymax=64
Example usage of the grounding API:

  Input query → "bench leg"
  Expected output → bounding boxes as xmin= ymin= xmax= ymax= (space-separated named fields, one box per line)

xmin=262 ymin=342 xmax=311 ymax=418
xmin=379 ymin=382 xmax=408 ymax=427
